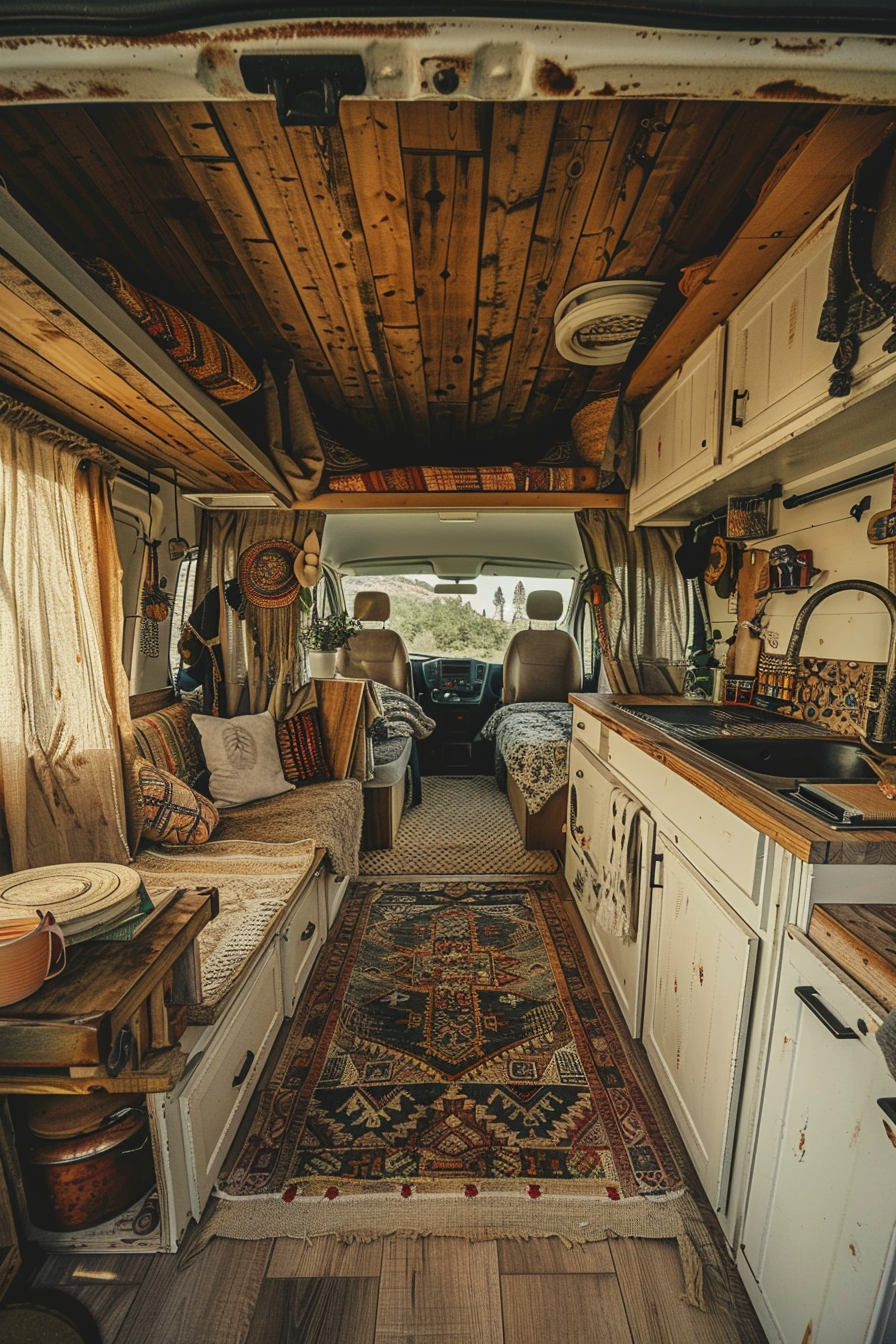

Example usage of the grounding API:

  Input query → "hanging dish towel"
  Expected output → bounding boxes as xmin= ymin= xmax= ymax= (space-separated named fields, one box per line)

xmin=593 ymin=787 xmax=642 ymax=943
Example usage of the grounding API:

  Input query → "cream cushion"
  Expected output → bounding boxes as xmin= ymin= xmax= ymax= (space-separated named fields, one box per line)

xmin=193 ymin=712 xmax=295 ymax=810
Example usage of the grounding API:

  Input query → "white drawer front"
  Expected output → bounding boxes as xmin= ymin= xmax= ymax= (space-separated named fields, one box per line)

xmin=607 ymin=730 xmax=765 ymax=911
xmin=177 ymin=942 xmax=283 ymax=1219
xmin=281 ymin=867 xmax=325 ymax=1016
xmin=570 ymin=706 xmax=603 ymax=760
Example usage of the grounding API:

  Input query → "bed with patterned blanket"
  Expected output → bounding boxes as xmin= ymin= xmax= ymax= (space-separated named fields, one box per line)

xmin=480 ymin=702 xmax=572 ymax=850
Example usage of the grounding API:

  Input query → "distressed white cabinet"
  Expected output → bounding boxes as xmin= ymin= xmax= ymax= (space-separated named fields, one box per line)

xmin=630 ymin=325 xmax=724 ymax=527
xmin=643 ymin=834 xmax=759 ymax=1212
xmin=740 ymin=928 xmax=896 ymax=1344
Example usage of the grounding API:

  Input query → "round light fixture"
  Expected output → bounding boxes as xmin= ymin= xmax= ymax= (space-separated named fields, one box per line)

xmin=553 ymin=280 xmax=664 ymax=366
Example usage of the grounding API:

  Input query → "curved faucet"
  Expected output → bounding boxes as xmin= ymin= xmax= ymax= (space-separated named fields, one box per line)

xmin=785 ymin=579 xmax=896 ymax=747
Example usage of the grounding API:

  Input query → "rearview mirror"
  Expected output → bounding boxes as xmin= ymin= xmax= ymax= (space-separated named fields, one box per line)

xmin=433 ymin=583 xmax=478 ymax=594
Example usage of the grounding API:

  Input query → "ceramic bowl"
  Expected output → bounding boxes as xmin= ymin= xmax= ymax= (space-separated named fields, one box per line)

xmin=0 ymin=910 xmax=66 ymax=1007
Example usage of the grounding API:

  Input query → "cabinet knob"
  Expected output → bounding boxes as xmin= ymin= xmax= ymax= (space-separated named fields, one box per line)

xmin=576 ymin=721 xmax=585 ymax=730
xmin=300 ymin=921 xmax=316 ymax=942
xmin=575 ymin=770 xmax=584 ymax=779
xmin=731 ymin=387 xmax=749 ymax=428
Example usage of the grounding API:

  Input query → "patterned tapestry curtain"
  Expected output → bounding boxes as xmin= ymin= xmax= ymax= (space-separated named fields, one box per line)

xmin=575 ymin=509 xmax=690 ymax=695
xmin=194 ymin=509 xmax=326 ymax=719
xmin=0 ymin=395 xmax=137 ymax=872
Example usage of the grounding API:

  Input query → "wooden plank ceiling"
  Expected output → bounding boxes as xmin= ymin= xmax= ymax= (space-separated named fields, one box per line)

xmin=0 ymin=96 xmax=829 ymax=476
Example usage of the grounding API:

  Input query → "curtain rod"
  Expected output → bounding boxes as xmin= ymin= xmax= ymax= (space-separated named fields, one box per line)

xmin=117 ymin=466 xmax=161 ymax=495
xmin=782 ymin=462 xmax=894 ymax=511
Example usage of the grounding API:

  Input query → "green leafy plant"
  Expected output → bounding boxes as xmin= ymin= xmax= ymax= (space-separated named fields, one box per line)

xmin=301 ymin=610 xmax=362 ymax=652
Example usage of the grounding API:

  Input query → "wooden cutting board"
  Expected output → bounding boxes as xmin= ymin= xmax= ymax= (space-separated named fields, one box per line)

xmin=732 ymin=548 xmax=770 ymax=677
xmin=808 ymin=904 xmax=896 ymax=1010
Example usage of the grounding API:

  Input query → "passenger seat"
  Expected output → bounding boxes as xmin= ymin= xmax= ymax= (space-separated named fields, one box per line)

xmin=336 ymin=592 xmax=412 ymax=695
xmin=502 ymin=590 xmax=582 ymax=704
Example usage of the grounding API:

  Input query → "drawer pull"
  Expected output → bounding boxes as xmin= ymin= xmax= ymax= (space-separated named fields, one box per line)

xmin=795 ymin=986 xmax=858 ymax=1039
xmin=878 ymin=1098 xmax=896 ymax=1127
xmin=575 ymin=770 xmax=584 ymax=779
xmin=576 ymin=721 xmax=585 ymax=730
xmin=300 ymin=921 xmax=316 ymax=942
xmin=232 ymin=1049 xmax=255 ymax=1087
xmin=731 ymin=387 xmax=749 ymax=427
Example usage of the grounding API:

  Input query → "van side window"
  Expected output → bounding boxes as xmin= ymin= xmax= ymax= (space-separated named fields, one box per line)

xmin=168 ymin=550 xmax=199 ymax=690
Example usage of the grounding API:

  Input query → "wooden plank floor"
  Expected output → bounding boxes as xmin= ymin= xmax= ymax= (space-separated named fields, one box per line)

xmin=26 ymin=864 xmax=766 ymax=1343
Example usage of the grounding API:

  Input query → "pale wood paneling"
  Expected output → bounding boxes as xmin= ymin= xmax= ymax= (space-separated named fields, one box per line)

xmin=114 ymin=1237 xmax=273 ymax=1344
xmin=610 ymin=1239 xmax=747 ymax=1344
xmin=246 ymin=1277 xmax=379 ymax=1344
xmin=374 ymin=1238 xmax=502 ymax=1344
xmin=501 ymin=1271 xmax=634 ymax=1344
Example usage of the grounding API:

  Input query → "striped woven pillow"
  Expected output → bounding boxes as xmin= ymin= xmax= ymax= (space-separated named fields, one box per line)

xmin=81 ymin=257 xmax=259 ymax=403
xmin=276 ymin=709 xmax=331 ymax=786
xmin=132 ymin=702 xmax=205 ymax=789
xmin=137 ymin=757 xmax=219 ymax=845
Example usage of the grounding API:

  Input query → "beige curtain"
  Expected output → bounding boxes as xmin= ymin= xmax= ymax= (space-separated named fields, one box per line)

xmin=576 ymin=509 xmax=690 ymax=695
xmin=195 ymin=509 xmax=326 ymax=719
xmin=0 ymin=396 xmax=135 ymax=872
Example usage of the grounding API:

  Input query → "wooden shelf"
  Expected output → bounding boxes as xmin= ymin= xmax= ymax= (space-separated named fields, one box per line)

xmin=0 ymin=189 xmax=289 ymax=497
xmin=308 ymin=490 xmax=627 ymax=512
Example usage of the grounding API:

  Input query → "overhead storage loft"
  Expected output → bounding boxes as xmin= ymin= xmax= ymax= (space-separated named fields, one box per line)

xmin=0 ymin=94 xmax=884 ymax=506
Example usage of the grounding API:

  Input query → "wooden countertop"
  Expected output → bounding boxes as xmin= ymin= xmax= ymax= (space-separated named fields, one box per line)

xmin=570 ymin=693 xmax=896 ymax=866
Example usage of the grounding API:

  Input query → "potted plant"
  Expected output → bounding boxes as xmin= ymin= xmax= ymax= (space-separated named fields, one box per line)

xmin=301 ymin=609 xmax=362 ymax=679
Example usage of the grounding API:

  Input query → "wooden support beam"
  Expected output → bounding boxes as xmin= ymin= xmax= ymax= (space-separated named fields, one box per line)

xmin=306 ymin=491 xmax=626 ymax=512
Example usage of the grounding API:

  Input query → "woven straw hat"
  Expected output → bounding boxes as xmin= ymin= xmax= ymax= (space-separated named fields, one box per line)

xmin=238 ymin=539 xmax=302 ymax=608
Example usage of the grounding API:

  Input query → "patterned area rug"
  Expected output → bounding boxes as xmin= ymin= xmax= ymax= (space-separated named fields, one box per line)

xmin=359 ymin=776 xmax=557 ymax=875
xmin=204 ymin=879 xmax=711 ymax=1306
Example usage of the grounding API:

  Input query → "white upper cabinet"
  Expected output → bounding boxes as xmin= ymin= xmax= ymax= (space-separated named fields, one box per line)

xmin=630 ymin=325 xmax=724 ymax=527
xmin=721 ymin=203 xmax=840 ymax=468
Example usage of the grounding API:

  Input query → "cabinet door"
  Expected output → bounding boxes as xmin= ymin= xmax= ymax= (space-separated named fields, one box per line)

xmin=631 ymin=326 xmax=723 ymax=526
xmin=722 ymin=205 xmax=838 ymax=465
xmin=566 ymin=740 xmax=654 ymax=1038
xmin=644 ymin=836 xmax=758 ymax=1210
xmin=740 ymin=930 xmax=896 ymax=1344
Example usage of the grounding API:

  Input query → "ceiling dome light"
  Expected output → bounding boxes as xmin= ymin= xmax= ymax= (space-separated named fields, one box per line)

xmin=553 ymin=280 xmax=664 ymax=366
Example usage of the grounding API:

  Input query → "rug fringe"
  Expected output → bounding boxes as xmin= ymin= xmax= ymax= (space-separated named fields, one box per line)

xmin=190 ymin=1188 xmax=709 ymax=1309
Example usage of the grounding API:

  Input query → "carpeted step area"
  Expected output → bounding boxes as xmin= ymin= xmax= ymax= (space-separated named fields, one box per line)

xmin=201 ymin=878 xmax=719 ymax=1310
xmin=360 ymin=775 xmax=557 ymax=875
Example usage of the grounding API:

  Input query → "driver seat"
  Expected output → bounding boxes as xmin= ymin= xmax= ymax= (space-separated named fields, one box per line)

xmin=502 ymin=590 xmax=581 ymax=704
xmin=336 ymin=591 xmax=412 ymax=694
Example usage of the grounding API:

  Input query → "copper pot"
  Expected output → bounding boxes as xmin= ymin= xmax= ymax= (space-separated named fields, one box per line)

xmin=22 ymin=1107 xmax=154 ymax=1231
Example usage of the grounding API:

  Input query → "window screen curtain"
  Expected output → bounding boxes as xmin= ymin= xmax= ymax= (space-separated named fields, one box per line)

xmin=575 ymin=509 xmax=690 ymax=695
xmin=195 ymin=509 xmax=326 ymax=719
xmin=0 ymin=396 xmax=136 ymax=872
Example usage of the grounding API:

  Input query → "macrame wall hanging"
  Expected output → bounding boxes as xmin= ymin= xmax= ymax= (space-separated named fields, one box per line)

xmin=139 ymin=473 xmax=170 ymax=658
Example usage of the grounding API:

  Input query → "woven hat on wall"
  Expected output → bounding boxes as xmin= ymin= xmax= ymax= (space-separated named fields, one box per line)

xmin=238 ymin=539 xmax=302 ymax=609
xmin=554 ymin=280 xmax=664 ymax=366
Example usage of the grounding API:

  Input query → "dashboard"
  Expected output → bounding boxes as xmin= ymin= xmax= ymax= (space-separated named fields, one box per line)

xmin=420 ymin=657 xmax=492 ymax=704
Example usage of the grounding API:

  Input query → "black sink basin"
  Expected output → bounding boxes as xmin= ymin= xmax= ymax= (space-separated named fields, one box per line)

xmin=616 ymin=702 xmax=830 ymax=739
xmin=697 ymin=737 xmax=877 ymax=781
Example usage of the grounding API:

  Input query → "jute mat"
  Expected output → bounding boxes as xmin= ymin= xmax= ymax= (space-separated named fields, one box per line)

xmin=360 ymin=775 xmax=557 ymax=875
xmin=198 ymin=878 xmax=719 ymax=1308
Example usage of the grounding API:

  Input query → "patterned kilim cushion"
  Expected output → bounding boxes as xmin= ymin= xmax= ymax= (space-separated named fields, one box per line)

xmin=132 ymin=702 xmax=205 ymax=789
xmin=81 ymin=257 xmax=259 ymax=403
xmin=276 ymin=708 xmax=332 ymax=786
xmin=137 ymin=756 xmax=219 ymax=845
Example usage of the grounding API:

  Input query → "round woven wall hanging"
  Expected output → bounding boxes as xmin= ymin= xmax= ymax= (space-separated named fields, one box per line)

xmin=238 ymin=539 xmax=302 ymax=609
xmin=553 ymin=280 xmax=663 ymax=365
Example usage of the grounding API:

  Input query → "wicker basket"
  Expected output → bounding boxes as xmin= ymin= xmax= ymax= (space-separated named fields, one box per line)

xmin=571 ymin=398 xmax=616 ymax=465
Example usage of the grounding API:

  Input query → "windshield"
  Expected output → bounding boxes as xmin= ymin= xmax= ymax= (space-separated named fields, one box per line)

xmin=341 ymin=574 xmax=574 ymax=663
